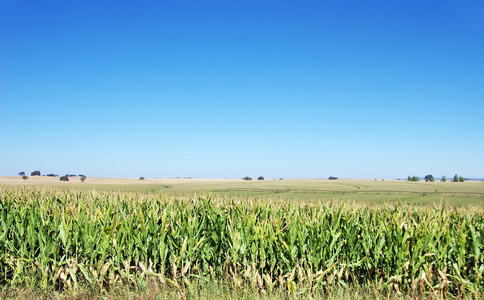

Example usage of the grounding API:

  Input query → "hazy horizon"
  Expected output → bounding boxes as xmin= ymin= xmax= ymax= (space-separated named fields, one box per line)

xmin=2 ymin=1 xmax=483 ymax=179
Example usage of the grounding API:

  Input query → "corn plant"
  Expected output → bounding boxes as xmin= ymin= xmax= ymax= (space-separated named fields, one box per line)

xmin=0 ymin=186 xmax=483 ymax=298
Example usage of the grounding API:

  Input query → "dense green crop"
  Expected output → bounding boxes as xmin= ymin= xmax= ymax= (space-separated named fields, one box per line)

xmin=1 ymin=186 xmax=483 ymax=298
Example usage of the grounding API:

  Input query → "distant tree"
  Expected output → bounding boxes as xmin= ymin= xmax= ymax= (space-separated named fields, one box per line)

xmin=459 ymin=176 xmax=465 ymax=182
xmin=60 ymin=176 xmax=69 ymax=182
xmin=80 ymin=176 xmax=86 ymax=182
xmin=46 ymin=174 xmax=56 ymax=177
xmin=22 ymin=175 xmax=28 ymax=180
xmin=257 ymin=176 xmax=264 ymax=180
xmin=78 ymin=174 xmax=85 ymax=178
xmin=31 ymin=170 xmax=41 ymax=176
xmin=139 ymin=177 xmax=145 ymax=180
xmin=18 ymin=171 xmax=25 ymax=176
xmin=424 ymin=174 xmax=435 ymax=182
xmin=453 ymin=174 xmax=459 ymax=182
xmin=243 ymin=176 xmax=252 ymax=181
xmin=328 ymin=176 xmax=338 ymax=180
xmin=441 ymin=175 xmax=446 ymax=182
xmin=408 ymin=176 xmax=420 ymax=182
xmin=279 ymin=178 xmax=284 ymax=180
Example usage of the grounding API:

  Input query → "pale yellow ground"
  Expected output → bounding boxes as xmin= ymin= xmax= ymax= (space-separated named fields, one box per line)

xmin=0 ymin=176 xmax=244 ymax=186
xmin=1 ymin=176 xmax=481 ymax=186
xmin=1 ymin=176 xmax=483 ymax=206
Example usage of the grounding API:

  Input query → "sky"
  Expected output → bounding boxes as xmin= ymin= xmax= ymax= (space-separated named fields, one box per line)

xmin=1 ymin=1 xmax=483 ymax=179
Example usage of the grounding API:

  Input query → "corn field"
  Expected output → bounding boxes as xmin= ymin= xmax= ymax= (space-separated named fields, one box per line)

xmin=1 ymin=186 xmax=483 ymax=298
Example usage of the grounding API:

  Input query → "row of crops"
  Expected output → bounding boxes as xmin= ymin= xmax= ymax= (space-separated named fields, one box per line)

xmin=1 ymin=186 xmax=483 ymax=297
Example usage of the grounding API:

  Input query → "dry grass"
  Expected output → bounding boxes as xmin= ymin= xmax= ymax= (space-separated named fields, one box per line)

xmin=2 ymin=176 xmax=483 ymax=206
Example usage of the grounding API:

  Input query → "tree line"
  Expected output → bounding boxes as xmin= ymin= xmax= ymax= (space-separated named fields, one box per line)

xmin=407 ymin=174 xmax=465 ymax=182
xmin=243 ymin=176 xmax=265 ymax=181
xmin=18 ymin=171 xmax=86 ymax=182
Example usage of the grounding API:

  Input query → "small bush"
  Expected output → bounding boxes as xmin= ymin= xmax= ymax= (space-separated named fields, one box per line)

xmin=408 ymin=176 xmax=420 ymax=182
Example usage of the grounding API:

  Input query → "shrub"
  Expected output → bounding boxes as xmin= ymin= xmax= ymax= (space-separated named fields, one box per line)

xmin=408 ymin=176 xmax=420 ymax=182
xmin=59 ymin=176 xmax=69 ymax=182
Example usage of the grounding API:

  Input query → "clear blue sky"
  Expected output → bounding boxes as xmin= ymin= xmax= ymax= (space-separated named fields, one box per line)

xmin=1 ymin=1 xmax=483 ymax=179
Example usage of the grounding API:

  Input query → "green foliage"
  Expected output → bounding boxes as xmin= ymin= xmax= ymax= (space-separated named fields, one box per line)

xmin=0 ymin=186 xmax=483 ymax=297
xmin=18 ymin=172 xmax=25 ymax=176
xmin=59 ymin=175 xmax=69 ymax=182
xmin=30 ymin=170 xmax=41 ymax=176
xmin=424 ymin=174 xmax=435 ymax=182
xmin=452 ymin=174 xmax=466 ymax=182
xmin=441 ymin=175 xmax=446 ymax=182
xmin=21 ymin=176 xmax=28 ymax=180
xmin=80 ymin=176 xmax=86 ymax=182
xmin=243 ymin=176 xmax=252 ymax=181
xmin=257 ymin=176 xmax=264 ymax=180
xmin=408 ymin=175 xmax=420 ymax=182
xmin=139 ymin=177 xmax=145 ymax=180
